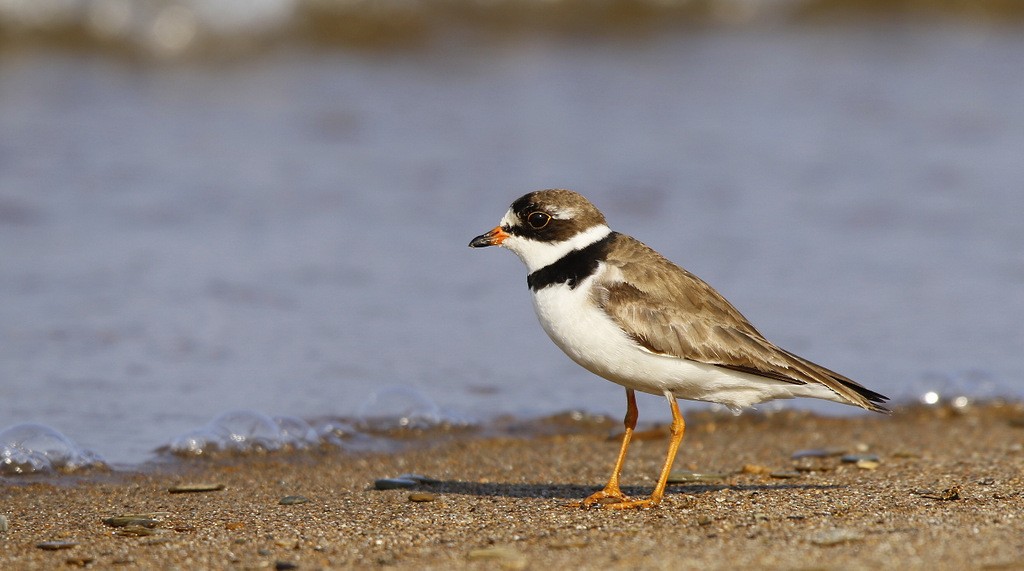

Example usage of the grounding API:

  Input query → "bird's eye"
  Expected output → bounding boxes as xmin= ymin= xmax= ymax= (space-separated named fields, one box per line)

xmin=527 ymin=211 xmax=551 ymax=229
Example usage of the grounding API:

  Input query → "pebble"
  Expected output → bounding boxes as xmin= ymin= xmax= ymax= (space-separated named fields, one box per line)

xmin=855 ymin=459 xmax=880 ymax=470
xmin=741 ymin=464 xmax=772 ymax=475
xmin=168 ymin=483 xmax=225 ymax=494
xmin=103 ymin=515 xmax=161 ymax=528
xmin=936 ymin=486 xmax=962 ymax=501
xmin=408 ymin=492 xmax=437 ymax=502
xmin=841 ymin=454 xmax=880 ymax=464
xmin=64 ymin=557 xmax=94 ymax=567
xmin=279 ymin=495 xmax=310 ymax=505
xmin=37 ymin=540 xmax=79 ymax=550
xmin=275 ymin=561 xmax=298 ymax=570
xmin=792 ymin=460 xmax=824 ymax=472
xmin=810 ymin=529 xmax=864 ymax=546
xmin=668 ymin=470 xmax=728 ymax=483
xmin=374 ymin=478 xmax=419 ymax=490
xmin=792 ymin=447 xmax=846 ymax=459
xmin=0 ymin=514 xmax=8 ymax=533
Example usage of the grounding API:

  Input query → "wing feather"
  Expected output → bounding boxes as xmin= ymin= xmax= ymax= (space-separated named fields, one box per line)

xmin=595 ymin=235 xmax=888 ymax=412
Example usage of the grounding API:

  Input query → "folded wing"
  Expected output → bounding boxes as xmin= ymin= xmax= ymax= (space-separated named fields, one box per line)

xmin=595 ymin=235 xmax=889 ymax=413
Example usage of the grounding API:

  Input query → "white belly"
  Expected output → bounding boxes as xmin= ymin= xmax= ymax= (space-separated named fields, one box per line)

xmin=530 ymin=271 xmax=840 ymax=410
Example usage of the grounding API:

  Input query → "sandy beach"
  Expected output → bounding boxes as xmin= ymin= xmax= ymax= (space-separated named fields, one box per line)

xmin=3 ymin=403 xmax=1024 ymax=570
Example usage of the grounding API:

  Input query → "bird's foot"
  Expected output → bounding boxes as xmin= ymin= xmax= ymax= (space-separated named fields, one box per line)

xmin=568 ymin=488 xmax=639 ymax=509
xmin=568 ymin=489 xmax=663 ymax=510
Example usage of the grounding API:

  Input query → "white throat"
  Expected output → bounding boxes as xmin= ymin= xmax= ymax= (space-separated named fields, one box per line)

xmin=502 ymin=224 xmax=613 ymax=274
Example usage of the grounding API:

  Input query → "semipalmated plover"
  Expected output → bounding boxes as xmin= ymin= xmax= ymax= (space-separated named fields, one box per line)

xmin=470 ymin=189 xmax=889 ymax=509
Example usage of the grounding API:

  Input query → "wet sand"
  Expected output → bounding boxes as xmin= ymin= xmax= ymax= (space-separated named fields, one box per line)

xmin=3 ymin=404 xmax=1024 ymax=569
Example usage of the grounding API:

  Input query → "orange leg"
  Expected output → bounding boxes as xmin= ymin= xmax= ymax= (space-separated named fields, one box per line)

xmin=600 ymin=392 xmax=686 ymax=510
xmin=573 ymin=389 xmax=638 ymax=508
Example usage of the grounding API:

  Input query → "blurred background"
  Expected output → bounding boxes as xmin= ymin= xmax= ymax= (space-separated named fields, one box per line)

xmin=2 ymin=0 xmax=1023 ymax=466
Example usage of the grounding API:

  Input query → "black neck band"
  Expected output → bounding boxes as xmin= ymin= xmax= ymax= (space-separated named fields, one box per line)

xmin=527 ymin=233 xmax=616 ymax=291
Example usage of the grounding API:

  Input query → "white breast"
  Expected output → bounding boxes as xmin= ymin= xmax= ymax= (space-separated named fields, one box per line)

xmin=530 ymin=264 xmax=843 ymax=410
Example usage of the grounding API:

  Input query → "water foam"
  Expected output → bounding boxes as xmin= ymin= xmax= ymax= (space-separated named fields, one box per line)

xmin=166 ymin=410 xmax=320 ymax=457
xmin=0 ymin=423 xmax=107 ymax=475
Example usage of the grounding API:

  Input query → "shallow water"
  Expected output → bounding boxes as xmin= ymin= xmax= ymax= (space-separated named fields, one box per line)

xmin=2 ymin=18 xmax=1023 ymax=466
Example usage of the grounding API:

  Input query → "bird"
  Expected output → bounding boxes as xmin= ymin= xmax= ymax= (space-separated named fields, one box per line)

xmin=469 ymin=189 xmax=889 ymax=509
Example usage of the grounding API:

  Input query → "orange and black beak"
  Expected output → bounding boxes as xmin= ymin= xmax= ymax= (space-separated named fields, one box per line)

xmin=469 ymin=226 xmax=509 ymax=248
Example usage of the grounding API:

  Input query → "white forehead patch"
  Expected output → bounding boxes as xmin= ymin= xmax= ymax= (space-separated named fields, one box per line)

xmin=499 ymin=208 xmax=520 ymax=228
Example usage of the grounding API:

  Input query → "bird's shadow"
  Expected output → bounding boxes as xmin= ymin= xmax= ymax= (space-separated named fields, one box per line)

xmin=382 ymin=480 xmax=843 ymax=501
